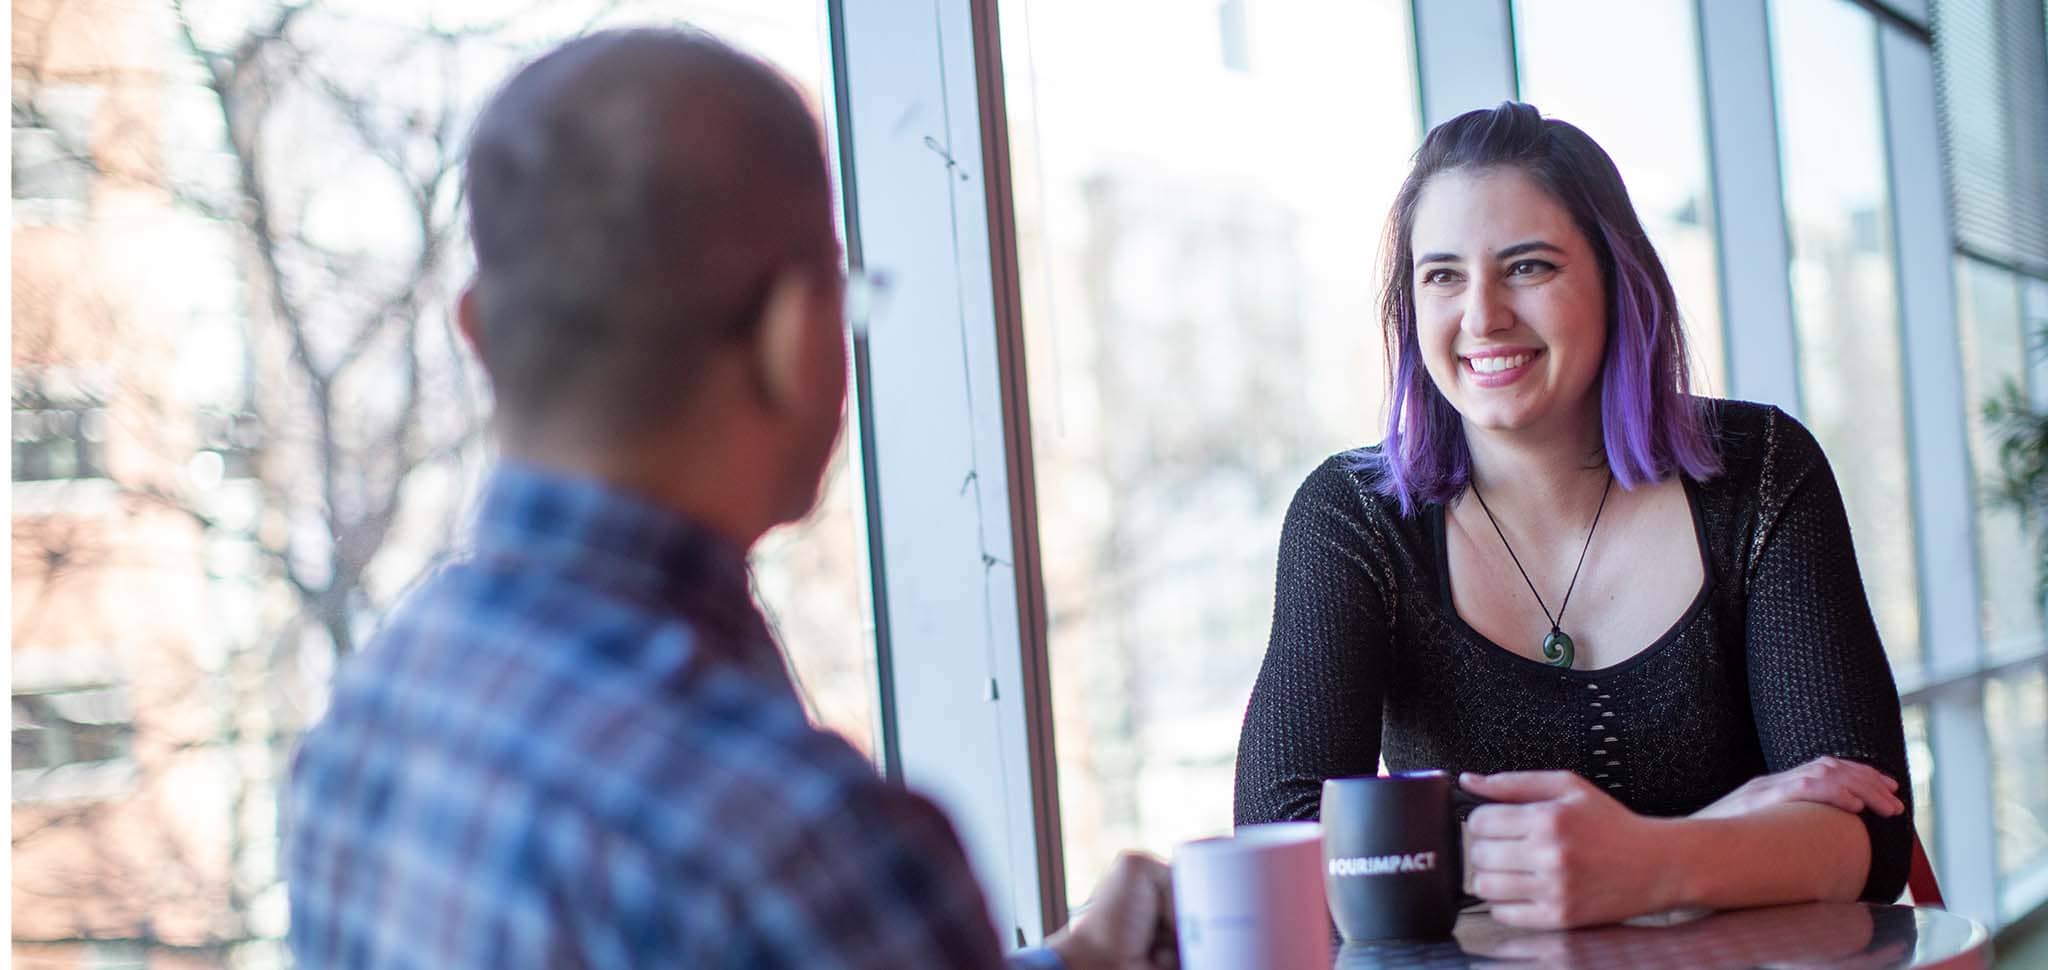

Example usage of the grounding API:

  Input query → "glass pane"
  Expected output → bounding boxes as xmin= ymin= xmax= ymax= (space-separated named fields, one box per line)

xmin=1988 ymin=667 xmax=2048 ymax=880
xmin=1769 ymin=0 xmax=1922 ymax=671
xmin=1001 ymin=0 xmax=1421 ymax=902
xmin=753 ymin=436 xmax=882 ymax=756
xmin=1955 ymin=257 xmax=2045 ymax=652
xmin=1513 ymin=0 xmax=1727 ymax=396
xmin=9 ymin=4 xmax=868 ymax=966
xmin=1902 ymin=702 xmax=1936 ymax=875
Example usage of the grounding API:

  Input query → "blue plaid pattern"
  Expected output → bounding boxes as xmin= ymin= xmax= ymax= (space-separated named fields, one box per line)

xmin=288 ymin=463 xmax=1055 ymax=969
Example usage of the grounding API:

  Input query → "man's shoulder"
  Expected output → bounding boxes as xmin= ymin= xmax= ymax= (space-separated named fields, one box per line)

xmin=288 ymin=558 xmax=923 ymax=950
xmin=307 ymin=559 xmax=886 ymax=849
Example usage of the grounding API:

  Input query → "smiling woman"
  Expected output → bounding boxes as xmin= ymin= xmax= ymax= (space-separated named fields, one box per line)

xmin=1235 ymin=102 xmax=1916 ymax=930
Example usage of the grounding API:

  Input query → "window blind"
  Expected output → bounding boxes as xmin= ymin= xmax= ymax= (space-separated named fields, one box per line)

xmin=1931 ymin=0 xmax=2048 ymax=277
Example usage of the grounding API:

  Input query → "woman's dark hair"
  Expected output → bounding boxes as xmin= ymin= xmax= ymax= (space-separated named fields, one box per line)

xmin=1362 ymin=102 xmax=1720 ymax=514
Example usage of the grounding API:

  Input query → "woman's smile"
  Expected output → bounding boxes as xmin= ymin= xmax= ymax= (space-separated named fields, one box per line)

xmin=1462 ymin=348 xmax=1545 ymax=387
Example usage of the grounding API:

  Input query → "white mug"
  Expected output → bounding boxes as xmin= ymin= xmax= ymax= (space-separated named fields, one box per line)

xmin=1172 ymin=821 xmax=1332 ymax=970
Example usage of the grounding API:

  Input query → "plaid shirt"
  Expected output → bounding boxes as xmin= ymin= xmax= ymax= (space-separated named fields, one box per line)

xmin=287 ymin=462 xmax=1064 ymax=969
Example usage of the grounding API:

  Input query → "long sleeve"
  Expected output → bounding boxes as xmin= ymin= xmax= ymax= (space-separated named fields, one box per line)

xmin=1235 ymin=457 xmax=1397 ymax=827
xmin=1741 ymin=409 xmax=1914 ymax=902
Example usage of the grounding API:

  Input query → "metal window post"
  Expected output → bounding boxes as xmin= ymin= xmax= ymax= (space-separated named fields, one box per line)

xmin=1411 ymin=0 xmax=1517 ymax=127
xmin=828 ymin=0 xmax=1064 ymax=945
xmin=1696 ymin=0 xmax=1804 ymax=412
xmin=1878 ymin=18 xmax=2001 ymax=928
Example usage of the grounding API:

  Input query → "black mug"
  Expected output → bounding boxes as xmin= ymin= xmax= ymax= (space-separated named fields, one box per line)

xmin=1321 ymin=771 xmax=1482 ymax=941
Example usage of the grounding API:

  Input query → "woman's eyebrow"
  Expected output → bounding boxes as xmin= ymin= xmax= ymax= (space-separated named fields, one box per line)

xmin=1496 ymin=240 xmax=1565 ymax=259
xmin=1416 ymin=240 xmax=1565 ymax=266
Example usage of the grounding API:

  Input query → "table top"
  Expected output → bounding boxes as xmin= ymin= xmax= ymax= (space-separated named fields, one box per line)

xmin=1333 ymin=902 xmax=1991 ymax=969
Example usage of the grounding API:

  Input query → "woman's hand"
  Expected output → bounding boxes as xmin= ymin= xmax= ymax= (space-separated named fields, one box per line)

xmin=1690 ymin=756 xmax=1904 ymax=821
xmin=1461 ymin=770 xmax=1685 ymax=929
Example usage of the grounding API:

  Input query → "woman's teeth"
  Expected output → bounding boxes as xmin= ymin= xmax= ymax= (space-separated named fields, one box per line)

xmin=1470 ymin=353 xmax=1532 ymax=374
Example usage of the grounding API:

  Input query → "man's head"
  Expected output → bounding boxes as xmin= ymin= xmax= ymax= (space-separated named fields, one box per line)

xmin=459 ymin=28 xmax=845 ymax=536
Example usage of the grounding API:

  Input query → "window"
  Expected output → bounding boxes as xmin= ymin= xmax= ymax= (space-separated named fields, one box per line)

xmin=12 ymin=382 xmax=108 ymax=482
xmin=1988 ymin=667 xmax=2048 ymax=884
xmin=11 ymin=81 xmax=98 ymax=222
xmin=12 ymin=127 xmax=92 ymax=207
xmin=1902 ymin=703 xmax=1937 ymax=866
xmin=193 ymin=407 xmax=263 ymax=484
xmin=1514 ymin=0 xmax=1727 ymax=395
xmin=8 ymin=3 xmax=874 ymax=964
xmin=12 ymin=687 xmax=133 ymax=773
xmin=1000 ymin=0 xmax=1421 ymax=902
xmin=752 ymin=433 xmax=883 ymax=757
xmin=11 ymin=685 xmax=137 ymax=804
xmin=1955 ymin=256 xmax=2045 ymax=652
xmin=1770 ymin=0 xmax=1923 ymax=672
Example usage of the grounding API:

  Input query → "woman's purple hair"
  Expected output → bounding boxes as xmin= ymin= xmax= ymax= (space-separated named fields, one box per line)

xmin=1362 ymin=101 xmax=1721 ymax=515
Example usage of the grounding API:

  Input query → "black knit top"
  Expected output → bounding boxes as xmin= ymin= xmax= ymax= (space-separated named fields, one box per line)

xmin=1233 ymin=399 xmax=1913 ymax=902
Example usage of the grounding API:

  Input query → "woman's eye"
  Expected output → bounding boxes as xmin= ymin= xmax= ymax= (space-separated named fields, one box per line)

xmin=1508 ymin=259 xmax=1556 ymax=277
xmin=1421 ymin=268 xmax=1458 ymax=285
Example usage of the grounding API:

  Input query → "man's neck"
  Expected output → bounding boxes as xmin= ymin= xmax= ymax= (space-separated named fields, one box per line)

xmin=499 ymin=425 xmax=773 ymax=553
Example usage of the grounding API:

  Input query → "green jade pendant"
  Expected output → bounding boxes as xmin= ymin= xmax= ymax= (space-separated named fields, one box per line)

xmin=1541 ymin=629 xmax=1575 ymax=669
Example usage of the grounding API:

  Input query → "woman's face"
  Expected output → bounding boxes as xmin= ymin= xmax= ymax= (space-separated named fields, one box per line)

xmin=1408 ymin=166 xmax=1607 ymax=443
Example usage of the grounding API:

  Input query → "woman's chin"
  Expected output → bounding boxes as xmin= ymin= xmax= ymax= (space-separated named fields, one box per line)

xmin=1454 ymin=384 xmax=1599 ymax=441
xmin=1457 ymin=402 xmax=1545 ymax=435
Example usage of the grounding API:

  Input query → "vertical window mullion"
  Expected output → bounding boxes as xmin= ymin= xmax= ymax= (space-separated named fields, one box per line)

xmin=1411 ymin=0 xmax=1516 ymax=127
xmin=830 ymin=0 xmax=1061 ymax=944
xmin=1879 ymin=18 xmax=2002 ymax=927
xmin=1697 ymin=0 xmax=1804 ymax=411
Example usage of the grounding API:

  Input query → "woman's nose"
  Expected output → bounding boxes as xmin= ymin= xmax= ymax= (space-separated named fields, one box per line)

xmin=1461 ymin=280 xmax=1512 ymax=337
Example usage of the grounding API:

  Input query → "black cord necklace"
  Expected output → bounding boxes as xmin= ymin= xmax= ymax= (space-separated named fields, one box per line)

xmin=1468 ymin=472 xmax=1614 ymax=669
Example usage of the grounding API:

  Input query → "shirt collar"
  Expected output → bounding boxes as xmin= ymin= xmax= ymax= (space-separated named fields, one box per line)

xmin=470 ymin=461 xmax=781 ymax=676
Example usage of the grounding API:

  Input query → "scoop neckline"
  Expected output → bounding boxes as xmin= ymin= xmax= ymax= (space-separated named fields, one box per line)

xmin=1428 ymin=477 xmax=1717 ymax=679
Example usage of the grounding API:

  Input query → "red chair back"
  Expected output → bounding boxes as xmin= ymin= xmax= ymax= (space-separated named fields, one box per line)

xmin=1908 ymin=832 xmax=1944 ymax=908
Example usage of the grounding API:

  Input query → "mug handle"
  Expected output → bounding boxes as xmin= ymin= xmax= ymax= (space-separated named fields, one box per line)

xmin=1449 ymin=784 xmax=1494 ymax=910
xmin=1449 ymin=784 xmax=1494 ymax=814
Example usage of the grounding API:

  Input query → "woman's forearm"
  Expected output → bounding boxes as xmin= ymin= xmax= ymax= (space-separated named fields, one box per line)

xmin=1464 ymin=771 xmax=1875 ymax=929
xmin=1662 ymin=802 xmax=1871 ymax=909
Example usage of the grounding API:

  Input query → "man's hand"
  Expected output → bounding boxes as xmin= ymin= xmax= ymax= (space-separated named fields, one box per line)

xmin=1461 ymin=770 xmax=1682 ymax=930
xmin=1044 ymin=851 xmax=1179 ymax=970
xmin=1691 ymin=756 xmax=1903 ymax=821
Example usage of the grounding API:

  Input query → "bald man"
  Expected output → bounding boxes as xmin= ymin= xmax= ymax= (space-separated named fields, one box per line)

xmin=284 ymin=28 xmax=1175 ymax=970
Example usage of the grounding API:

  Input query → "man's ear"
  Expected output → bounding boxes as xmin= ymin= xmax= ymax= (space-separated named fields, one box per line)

xmin=749 ymin=264 xmax=828 ymax=414
xmin=455 ymin=283 xmax=486 ymax=362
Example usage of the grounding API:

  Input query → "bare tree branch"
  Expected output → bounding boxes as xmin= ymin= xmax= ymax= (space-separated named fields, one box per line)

xmin=14 ymin=0 xmax=502 ymax=955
